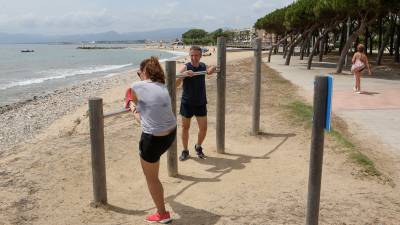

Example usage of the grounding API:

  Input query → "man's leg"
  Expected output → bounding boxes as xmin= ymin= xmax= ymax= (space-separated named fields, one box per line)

xmin=195 ymin=116 xmax=207 ymax=146
xmin=179 ymin=116 xmax=191 ymax=161
xmin=195 ymin=116 xmax=207 ymax=159
xmin=181 ymin=116 xmax=191 ymax=150
xmin=179 ymin=102 xmax=193 ymax=161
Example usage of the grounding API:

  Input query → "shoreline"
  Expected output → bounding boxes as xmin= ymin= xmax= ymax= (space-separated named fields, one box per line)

xmin=0 ymin=69 xmax=134 ymax=154
xmin=0 ymin=47 xmax=187 ymax=112
xmin=0 ymin=48 xmax=188 ymax=153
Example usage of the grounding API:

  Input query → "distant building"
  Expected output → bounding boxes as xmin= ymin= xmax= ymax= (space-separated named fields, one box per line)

xmin=172 ymin=40 xmax=184 ymax=46
xmin=228 ymin=27 xmax=256 ymax=43
xmin=228 ymin=27 xmax=275 ymax=45
xmin=255 ymin=29 xmax=277 ymax=46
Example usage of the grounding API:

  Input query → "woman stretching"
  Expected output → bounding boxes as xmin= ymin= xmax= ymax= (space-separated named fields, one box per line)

xmin=128 ymin=56 xmax=176 ymax=223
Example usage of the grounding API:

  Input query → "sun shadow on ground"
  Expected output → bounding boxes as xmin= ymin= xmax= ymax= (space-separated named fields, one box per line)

xmin=101 ymin=203 xmax=147 ymax=216
xmin=166 ymin=197 xmax=221 ymax=225
xmin=299 ymin=61 xmax=338 ymax=69
xmin=107 ymin=132 xmax=296 ymax=224
xmin=165 ymin=132 xmax=296 ymax=224
xmin=359 ymin=91 xmax=380 ymax=95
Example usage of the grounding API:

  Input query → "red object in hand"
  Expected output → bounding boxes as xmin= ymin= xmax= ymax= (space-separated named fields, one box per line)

xmin=125 ymin=88 xmax=133 ymax=109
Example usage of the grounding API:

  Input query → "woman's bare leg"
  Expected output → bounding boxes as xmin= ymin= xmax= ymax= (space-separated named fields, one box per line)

xmin=355 ymin=71 xmax=361 ymax=92
xmin=140 ymin=158 xmax=166 ymax=214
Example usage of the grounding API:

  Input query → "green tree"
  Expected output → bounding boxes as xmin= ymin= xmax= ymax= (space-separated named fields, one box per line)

xmin=182 ymin=29 xmax=208 ymax=39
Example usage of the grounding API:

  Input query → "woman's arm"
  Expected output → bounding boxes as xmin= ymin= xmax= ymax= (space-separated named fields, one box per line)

xmin=130 ymin=89 xmax=141 ymax=123
xmin=352 ymin=53 xmax=357 ymax=64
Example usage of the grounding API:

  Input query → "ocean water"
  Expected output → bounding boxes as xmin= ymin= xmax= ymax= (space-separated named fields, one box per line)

xmin=0 ymin=44 xmax=186 ymax=106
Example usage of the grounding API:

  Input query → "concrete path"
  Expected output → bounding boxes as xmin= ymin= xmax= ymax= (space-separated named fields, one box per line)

xmin=265 ymin=55 xmax=400 ymax=156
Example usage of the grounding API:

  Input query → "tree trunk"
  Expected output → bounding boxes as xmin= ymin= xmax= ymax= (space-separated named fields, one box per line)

xmin=284 ymin=37 xmax=296 ymax=60
xmin=308 ymin=36 xmax=323 ymax=69
xmin=377 ymin=34 xmax=389 ymax=65
xmin=369 ymin=34 xmax=373 ymax=55
xmin=364 ymin=28 xmax=369 ymax=54
xmin=354 ymin=36 xmax=360 ymax=52
xmin=274 ymin=35 xmax=279 ymax=54
xmin=389 ymin=15 xmax=396 ymax=56
xmin=283 ymin=43 xmax=288 ymax=58
xmin=306 ymin=38 xmax=311 ymax=57
xmin=283 ymin=36 xmax=291 ymax=58
xmin=331 ymin=32 xmax=338 ymax=53
xmin=336 ymin=18 xmax=369 ymax=73
xmin=307 ymin=25 xmax=337 ymax=70
xmin=395 ymin=17 xmax=400 ymax=63
xmin=377 ymin=16 xmax=396 ymax=65
xmin=318 ymin=35 xmax=325 ymax=62
xmin=324 ymin=35 xmax=329 ymax=55
xmin=394 ymin=32 xmax=400 ymax=62
xmin=285 ymin=25 xmax=320 ymax=66
xmin=339 ymin=22 xmax=346 ymax=54
xmin=300 ymin=33 xmax=312 ymax=60
xmin=378 ymin=16 xmax=383 ymax=51
xmin=300 ymin=41 xmax=305 ymax=60
xmin=268 ymin=34 xmax=290 ymax=63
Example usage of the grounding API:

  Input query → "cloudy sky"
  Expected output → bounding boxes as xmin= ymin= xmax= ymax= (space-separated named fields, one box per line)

xmin=0 ymin=0 xmax=293 ymax=35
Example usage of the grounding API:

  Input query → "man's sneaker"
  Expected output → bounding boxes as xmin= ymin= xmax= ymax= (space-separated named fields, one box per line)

xmin=145 ymin=211 xmax=172 ymax=224
xmin=195 ymin=145 xmax=206 ymax=159
xmin=179 ymin=150 xmax=189 ymax=161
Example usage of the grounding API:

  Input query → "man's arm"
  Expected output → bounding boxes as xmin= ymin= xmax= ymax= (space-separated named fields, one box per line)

xmin=206 ymin=65 xmax=217 ymax=75
xmin=176 ymin=64 xmax=194 ymax=88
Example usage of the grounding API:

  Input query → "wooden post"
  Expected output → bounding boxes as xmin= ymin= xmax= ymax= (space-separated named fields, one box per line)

xmin=306 ymin=76 xmax=328 ymax=225
xmin=252 ymin=38 xmax=262 ymax=135
xmin=88 ymin=97 xmax=107 ymax=206
xmin=165 ymin=61 xmax=178 ymax=177
xmin=216 ymin=36 xmax=226 ymax=153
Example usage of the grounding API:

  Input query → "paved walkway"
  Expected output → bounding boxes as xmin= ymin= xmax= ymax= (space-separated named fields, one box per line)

xmin=265 ymin=55 xmax=400 ymax=155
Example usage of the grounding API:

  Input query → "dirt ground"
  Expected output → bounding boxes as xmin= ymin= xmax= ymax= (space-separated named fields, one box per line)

xmin=1 ymin=56 xmax=399 ymax=225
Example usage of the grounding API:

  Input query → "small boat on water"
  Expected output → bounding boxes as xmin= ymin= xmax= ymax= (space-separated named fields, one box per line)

xmin=20 ymin=50 xmax=35 ymax=53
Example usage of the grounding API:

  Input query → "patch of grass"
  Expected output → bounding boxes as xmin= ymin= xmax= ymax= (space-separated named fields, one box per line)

xmin=329 ymin=129 xmax=380 ymax=176
xmin=350 ymin=152 xmax=381 ymax=176
xmin=286 ymin=100 xmax=381 ymax=177
xmin=329 ymin=130 xmax=355 ymax=150
xmin=286 ymin=100 xmax=313 ymax=126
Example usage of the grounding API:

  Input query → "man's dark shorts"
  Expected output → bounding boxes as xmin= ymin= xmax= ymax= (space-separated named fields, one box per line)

xmin=179 ymin=103 xmax=207 ymax=118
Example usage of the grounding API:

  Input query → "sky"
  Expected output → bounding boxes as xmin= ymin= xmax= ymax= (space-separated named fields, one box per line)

xmin=0 ymin=0 xmax=294 ymax=35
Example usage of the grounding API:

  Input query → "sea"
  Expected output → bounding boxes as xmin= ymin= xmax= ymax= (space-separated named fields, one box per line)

xmin=0 ymin=43 xmax=186 ymax=107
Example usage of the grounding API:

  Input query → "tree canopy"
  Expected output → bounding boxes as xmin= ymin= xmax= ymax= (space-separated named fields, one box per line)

xmin=182 ymin=28 xmax=234 ymax=45
xmin=254 ymin=0 xmax=400 ymax=72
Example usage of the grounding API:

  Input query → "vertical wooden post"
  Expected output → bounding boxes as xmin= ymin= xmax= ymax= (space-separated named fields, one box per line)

xmin=306 ymin=76 xmax=328 ymax=225
xmin=216 ymin=36 xmax=226 ymax=153
xmin=166 ymin=61 xmax=178 ymax=177
xmin=89 ymin=97 xmax=107 ymax=206
xmin=252 ymin=38 xmax=262 ymax=135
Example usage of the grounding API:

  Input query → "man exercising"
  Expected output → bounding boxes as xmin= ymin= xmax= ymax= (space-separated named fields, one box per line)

xmin=176 ymin=46 xmax=216 ymax=161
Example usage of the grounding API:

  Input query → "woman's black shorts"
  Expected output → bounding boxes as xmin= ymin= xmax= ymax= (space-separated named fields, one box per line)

xmin=139 ymin=128 xmax=176 ymax=163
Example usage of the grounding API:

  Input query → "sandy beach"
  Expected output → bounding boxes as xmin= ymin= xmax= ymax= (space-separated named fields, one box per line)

xmin=1 ymin=48 xmax=399 ymax=224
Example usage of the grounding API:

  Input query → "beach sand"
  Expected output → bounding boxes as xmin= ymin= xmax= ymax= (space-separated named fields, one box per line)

xmin=1 ymin=49 xmax=399 ymax=224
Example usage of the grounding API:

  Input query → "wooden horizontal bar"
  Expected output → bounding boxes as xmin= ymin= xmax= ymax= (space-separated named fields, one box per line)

xmin=103 ymin=108 xmax=130 ymax=118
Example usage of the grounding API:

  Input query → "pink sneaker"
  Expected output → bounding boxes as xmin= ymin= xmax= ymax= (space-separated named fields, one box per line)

xmin=145 ymin=211 xmax=172 ymax=224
